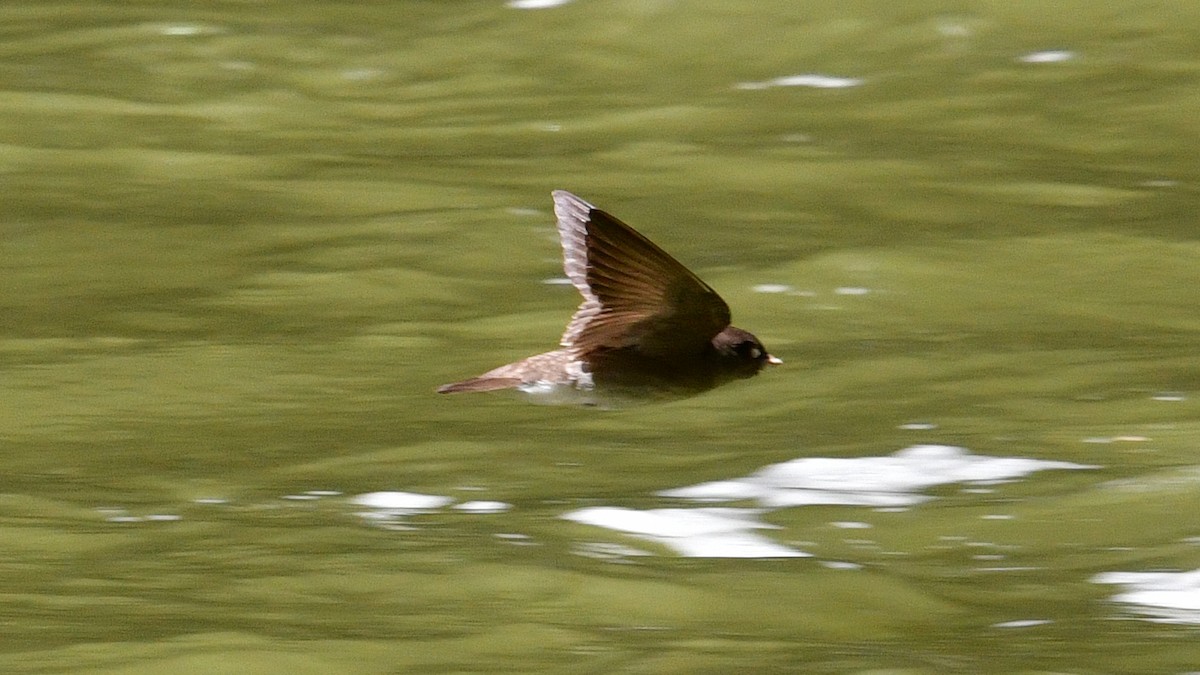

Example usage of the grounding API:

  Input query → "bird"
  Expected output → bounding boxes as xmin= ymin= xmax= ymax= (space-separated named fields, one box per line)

xmin=437 ymin=190 xmax=780 ymax=404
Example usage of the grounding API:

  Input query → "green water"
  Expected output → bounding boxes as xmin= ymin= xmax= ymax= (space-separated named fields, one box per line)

xmin=3 ymin=1 xmax=1200 ymax=672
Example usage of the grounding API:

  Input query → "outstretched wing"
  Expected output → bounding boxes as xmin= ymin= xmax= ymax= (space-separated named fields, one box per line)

xmin=552 ymin=190 xmax=731 ymax=358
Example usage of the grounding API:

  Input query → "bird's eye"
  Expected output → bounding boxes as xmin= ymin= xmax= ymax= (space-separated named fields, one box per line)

xmin=743 ymin=344 xmax=762 ymax=359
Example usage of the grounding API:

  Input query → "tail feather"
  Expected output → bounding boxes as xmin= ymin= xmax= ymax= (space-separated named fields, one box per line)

xmin=436 ymin=377 xmax=523 ymax=394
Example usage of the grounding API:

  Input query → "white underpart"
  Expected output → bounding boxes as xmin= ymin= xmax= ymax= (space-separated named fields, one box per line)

xmin=516 ymin=360 xmax=596 ymax=405
xmin=566 ymin=360 xmax=594 ymax=389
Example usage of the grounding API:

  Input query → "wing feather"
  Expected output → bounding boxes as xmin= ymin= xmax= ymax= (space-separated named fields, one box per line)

xmin=551 ymin=190 xmax=731 ymax=358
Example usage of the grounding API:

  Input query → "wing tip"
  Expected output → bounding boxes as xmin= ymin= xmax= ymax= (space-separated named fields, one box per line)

xmin=552 ymin=190 xmax=593 ymax=221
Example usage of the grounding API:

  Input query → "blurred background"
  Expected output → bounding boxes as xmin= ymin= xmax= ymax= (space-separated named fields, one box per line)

xmin=3 ymin=1 xmax=1199 ymax=672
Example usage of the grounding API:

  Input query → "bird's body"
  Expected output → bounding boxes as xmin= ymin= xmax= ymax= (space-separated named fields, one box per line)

xmin=437 ymin=191 xmax=779 ymax=403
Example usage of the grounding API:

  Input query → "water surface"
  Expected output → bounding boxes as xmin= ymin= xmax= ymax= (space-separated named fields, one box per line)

xmin=3 ymin=1 xmax=1200 ymax=672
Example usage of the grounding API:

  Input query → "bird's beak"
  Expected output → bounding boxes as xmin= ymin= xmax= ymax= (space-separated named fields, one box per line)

xmin=767 ymin=355 xmax=783 ymax=365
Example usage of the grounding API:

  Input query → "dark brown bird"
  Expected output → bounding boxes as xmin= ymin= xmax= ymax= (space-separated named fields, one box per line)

xmin=437 ymin=190 xmax=780 ymax=404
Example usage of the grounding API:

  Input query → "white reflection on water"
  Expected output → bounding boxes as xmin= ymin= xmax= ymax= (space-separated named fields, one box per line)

xmin=452 ymin=500 xmax=512 ymax=514
xmin=736 ymin=74 xmax=864 ymax=90
xmin=1093 ymin=570 xmax=1200 ymax=624
xmin=1018 ymin=49 xmax=1076 ymax=64
xmin=344 ymin=446 xmax=1096 ymax=559
xmin=352 ymin=491 xmax=455 ymax=512
xmin=564 ymin=506 xmax=805 ymax=559
xmin=565 ymin=445 xmax=1097 ymax=558
xmin=662 ymin=445 xmax=1093 ymax=507
xmin=506 ymin=0 xmax=573 ymax=9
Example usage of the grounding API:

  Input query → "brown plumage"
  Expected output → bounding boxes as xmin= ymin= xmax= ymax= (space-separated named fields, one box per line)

xmin=437 ymin=191 xmax=780 ymax=402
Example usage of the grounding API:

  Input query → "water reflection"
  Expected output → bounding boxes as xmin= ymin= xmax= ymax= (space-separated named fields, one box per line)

xmin=342 ymin=446 xmax=1097 ymax=559
xmin=1094 ymin=570 xmax=1200 ymax=624
xmin=5 ymin=0 xmax=1200 ymax=671
xmin=566 ymin=445 xmax=1094 ymax=557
